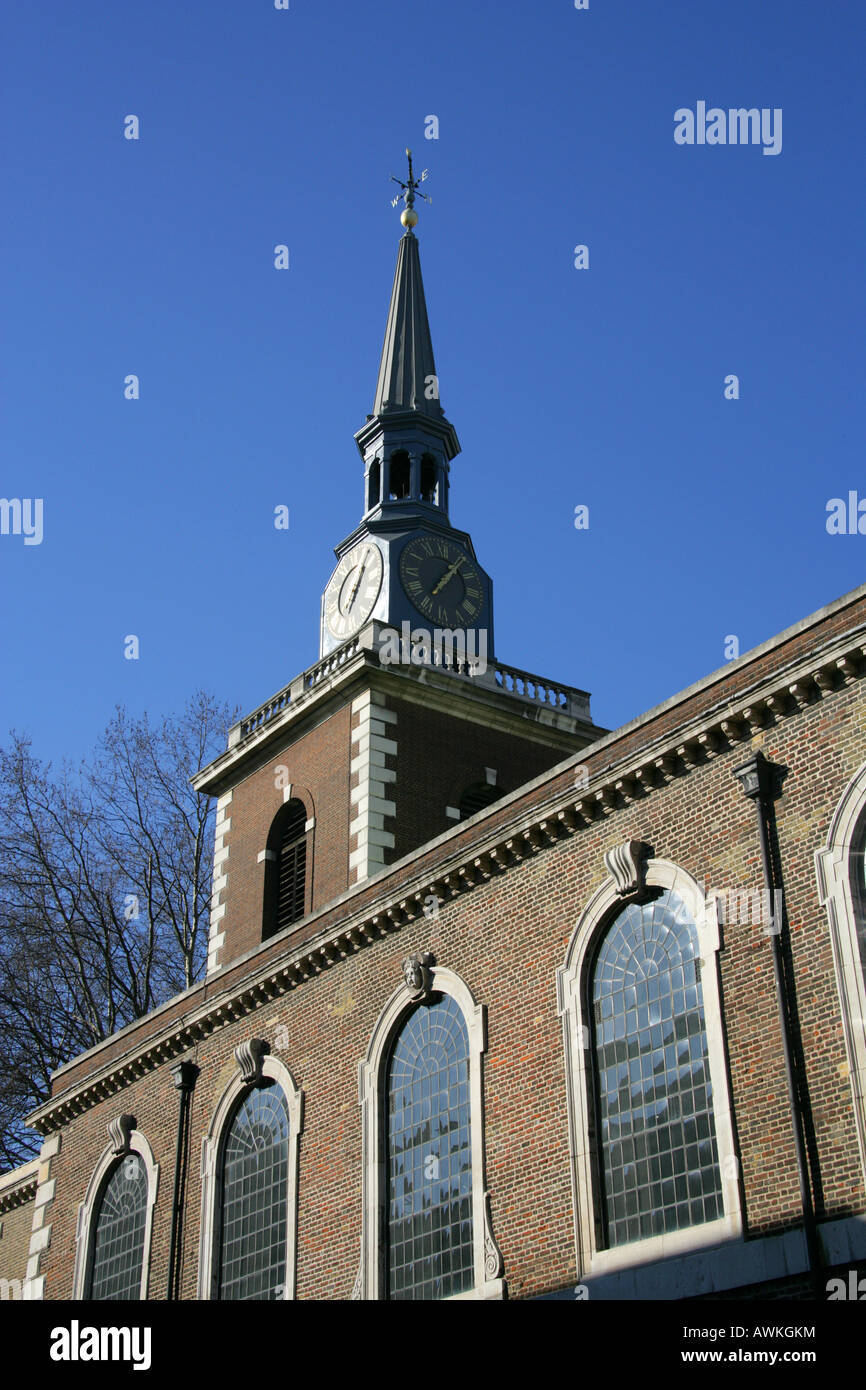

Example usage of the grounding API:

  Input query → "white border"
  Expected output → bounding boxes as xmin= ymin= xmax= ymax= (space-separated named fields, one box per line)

xmin=206 ymin=791 xmax=232 ymax=976
xmin=198 ymin=1054 xmax=304 ymax=1300
xmin=357 ymin=966 xmax=504 ymax=1300
xmin=72 ymin=1129 xmax=159 ymax=1300
xmin=556 ymin=857 xmax=742 ymax=1281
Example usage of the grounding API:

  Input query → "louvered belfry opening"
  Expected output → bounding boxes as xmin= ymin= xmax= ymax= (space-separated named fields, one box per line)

xmin=458 ymin=782 xmax=504 ymax=820
xmin=263 ymin=799 xmax=308 ymax=940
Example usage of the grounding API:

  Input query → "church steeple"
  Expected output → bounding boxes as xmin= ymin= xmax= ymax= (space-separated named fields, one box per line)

xmin=320 ymin=154 xmax=493 ymax=661
xmin=355 ymin=153 xmax=459 ymax=521
xmin=373 ymin=230 xmax=443 ymax=421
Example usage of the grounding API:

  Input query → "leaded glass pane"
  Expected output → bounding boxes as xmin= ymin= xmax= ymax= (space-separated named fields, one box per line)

xmin=591 ymin=890 xmax=724 ymax=1249
xmin=88 ymin=1154 xmax=147 ymax=1300
xmin=850 ymin=823 xmax=866 ymax=979
xmin=217 ymin=1085 xmax=289 ymax=1301
xmin=386 ymin=995 xmax=473 ymax=1300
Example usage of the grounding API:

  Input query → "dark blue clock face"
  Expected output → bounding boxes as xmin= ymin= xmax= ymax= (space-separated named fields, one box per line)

xmin=399 ymin=535 xmax=484 ymax=626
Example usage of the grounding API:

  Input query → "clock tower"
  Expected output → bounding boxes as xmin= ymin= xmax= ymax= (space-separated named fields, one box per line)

xmin=192 ymin=154 xmax=603 ymax=973
xmin=321 ymin=154 xmax=493 ymax=664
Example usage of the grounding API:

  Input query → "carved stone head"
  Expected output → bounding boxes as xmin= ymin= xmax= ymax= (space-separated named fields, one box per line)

xmin=402 ymin=952 xmax=435 ymax=1000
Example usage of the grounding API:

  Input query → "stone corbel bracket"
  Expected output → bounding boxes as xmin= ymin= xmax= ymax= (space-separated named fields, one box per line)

xmin=107 ymin=1113 xmax=136 ymax=1155
xmin=235 ymin=1038 xmax=269 ymax=1085
xmin=483 ymin=1191 xmax=504 ymax=1282
xmin=604 ymin=840 xmax=653 ymax=899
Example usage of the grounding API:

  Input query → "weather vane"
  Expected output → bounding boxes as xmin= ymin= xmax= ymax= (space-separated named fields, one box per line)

xmin=389 ymin=148 xmax=430 ymax=229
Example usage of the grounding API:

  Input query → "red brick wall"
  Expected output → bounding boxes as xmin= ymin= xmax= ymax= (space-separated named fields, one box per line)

xmin=388 ymin=693 xmax=577 ymax=860
xmin=0 ymin=1196 xmax=34 ymax=1295
xmin=218 ymin=702 xmax=353 ymax=963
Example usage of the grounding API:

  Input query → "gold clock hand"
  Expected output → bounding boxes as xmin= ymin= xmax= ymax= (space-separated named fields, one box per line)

xmin=347 ymin=549 xmax=370 ymax=608
xmin=431 ymin=555 xmax=465 ymax=595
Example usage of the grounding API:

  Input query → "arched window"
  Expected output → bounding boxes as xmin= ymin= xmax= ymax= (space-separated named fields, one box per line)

xmin=199 ymin=1050 xmax=304 ymax=1301
xmin=216 ymin=1085 xmax=290 ymax=1301
xmin=816 ymin=758 xmax=866 ymax=1180
xmin=263 ymin=799 xmax=309 ymax=940
xmin=849 ymin=818 xmax=866 ymax=980
xmin=420 ymin=454 xmax=438 ymax=504
xmin=457 ymin=782 xmax=504 ymax=821
xmin=73 ymin=1123 xmax=159 ymax=1301
xmin=389 ymin=450 xmax=411 ymax=500
xmin=357 ymin=965 xmax=504 ymax=1300
xmin=590 ymin=892 xmax=724 ymax=1248
xmin=558 ymin=852 xmax=741 ymax=1281
xmin=386 ymin=994 xmax=473 ymax=1299
xmin=87 ymin=1155 xmax=148 ymax=1300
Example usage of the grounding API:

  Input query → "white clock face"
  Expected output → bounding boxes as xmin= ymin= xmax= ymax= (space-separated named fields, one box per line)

xmin=324 ymin=542 xmax=383 ymax=640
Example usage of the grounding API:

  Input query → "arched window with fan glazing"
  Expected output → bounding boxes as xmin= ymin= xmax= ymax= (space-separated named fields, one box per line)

xmin=86 ymin=1154 xmax=149 ymax=1300
xmin=385 ymin=993 xmax=473 ymax=1300
xmin=216 ymin=1084 xmax=290 ymax=1301
xmin=815 ymin=763 xmax=866 ymax=1191
xmin=590 ymin=889 xmax=724 ymax=1249
xmin=848 ymin=813 xmax=866 ymax=983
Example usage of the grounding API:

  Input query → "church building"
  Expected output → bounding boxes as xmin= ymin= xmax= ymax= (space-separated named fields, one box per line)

xmin=4 ymin=160 xmax=866 ymax=1303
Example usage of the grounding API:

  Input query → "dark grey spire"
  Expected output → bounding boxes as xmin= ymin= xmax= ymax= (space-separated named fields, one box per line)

xmin=354 ymin=214 xmax=459 ymax=519
xmin=373 ymin=230 xmax=444 ymax=419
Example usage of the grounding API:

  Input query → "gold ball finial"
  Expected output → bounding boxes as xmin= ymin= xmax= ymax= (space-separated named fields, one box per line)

xmin=401 ymin=207 xmax=418 ymax=229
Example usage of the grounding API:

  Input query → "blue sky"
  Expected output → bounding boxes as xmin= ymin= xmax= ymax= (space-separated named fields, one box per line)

xmin=2 ymin=0 xmax=864 ymax=763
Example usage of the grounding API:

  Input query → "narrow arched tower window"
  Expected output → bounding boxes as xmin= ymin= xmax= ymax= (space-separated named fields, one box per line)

xmin=389 ymin=450 xmax=411 ymax=500
xmin=590 ymin=890 xmax=724 ymax=1248
xmin=217 ymin=1085 xmax=290 ymax=1300
xmin=385 ymin=994 xmax=473 ymax=1299
xmin=263 ymin=799 xmax=308 ymax=940
xmin=87 ymin=1155 xmax=148 ymax=1300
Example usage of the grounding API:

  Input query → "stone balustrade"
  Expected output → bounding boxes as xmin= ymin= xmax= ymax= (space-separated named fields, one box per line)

xmin=229 ymin=630 xmax=590 ymax=749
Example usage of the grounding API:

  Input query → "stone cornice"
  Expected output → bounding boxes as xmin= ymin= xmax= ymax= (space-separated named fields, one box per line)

xmin=29 ymin=608 xmax=866 ymax=1135
xmin=362 ymin=664 xmax=596 ymax=746
xmin=0 ymin=1158 xmax=39 ymax=1212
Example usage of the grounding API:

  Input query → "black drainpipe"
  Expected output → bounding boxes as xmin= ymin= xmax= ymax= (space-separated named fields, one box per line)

xmin=733 ymin=751 xmax=820 ymax=1286
xmin=166 ymin=1060 xmax=199 ymax=1301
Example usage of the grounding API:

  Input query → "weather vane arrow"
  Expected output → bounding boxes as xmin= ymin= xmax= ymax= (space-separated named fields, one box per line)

xmin=389 ymin=148 xmax=430 ymax=228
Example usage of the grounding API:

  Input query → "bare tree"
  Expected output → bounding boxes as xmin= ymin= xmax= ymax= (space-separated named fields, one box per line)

xmin=0 ymin=691 xmax=237 ymax=1169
